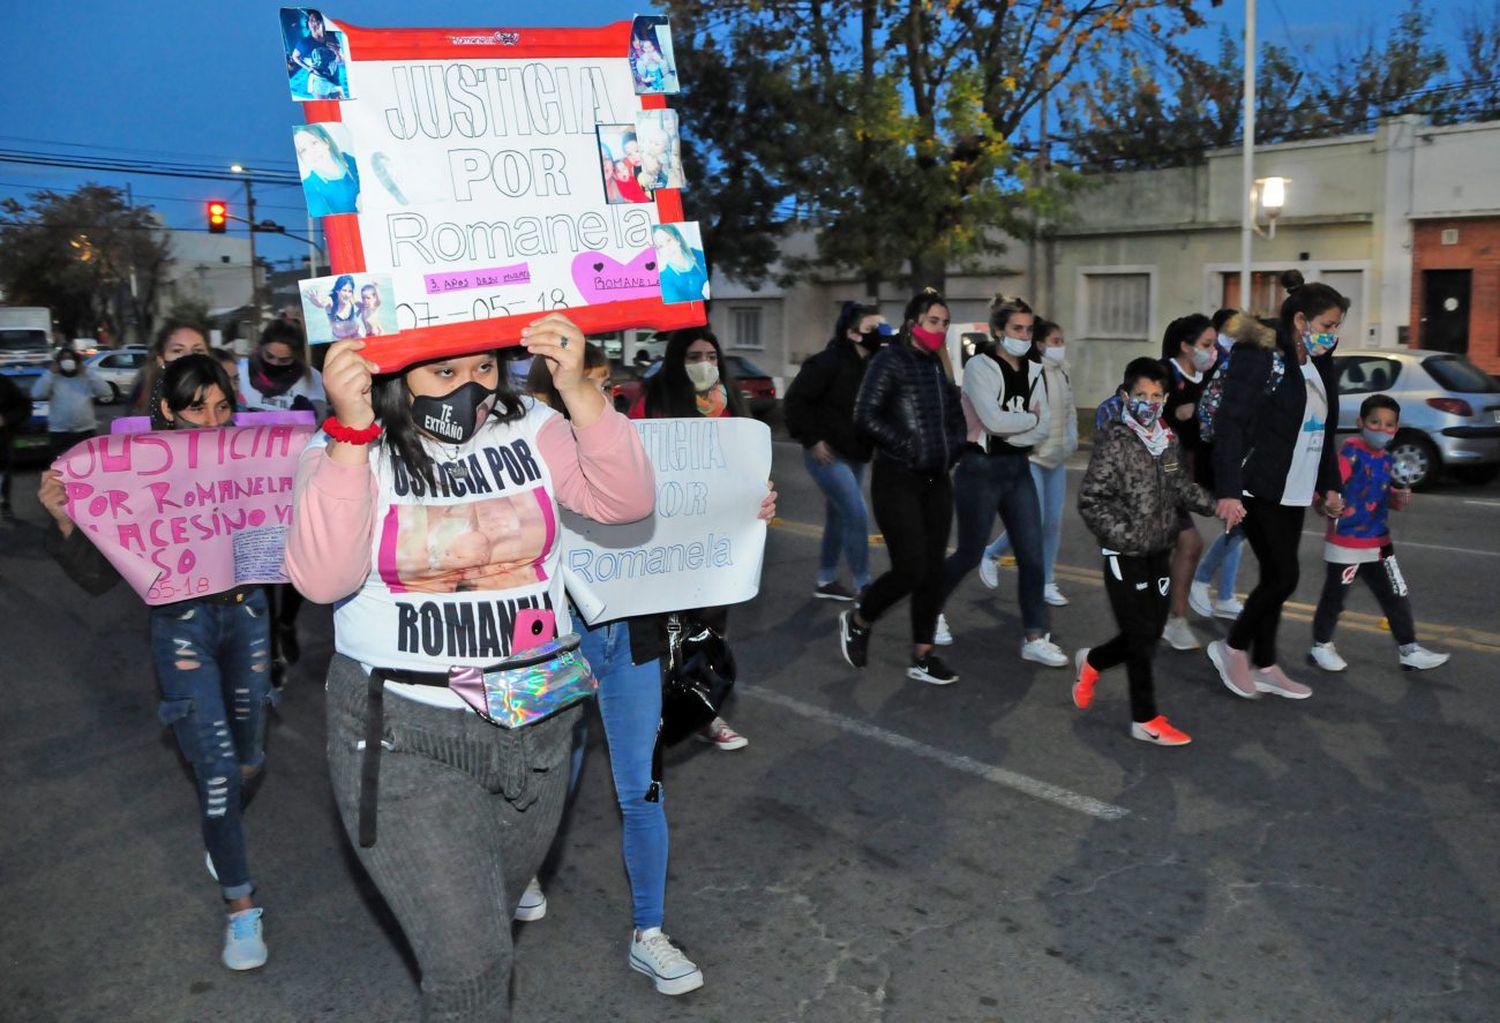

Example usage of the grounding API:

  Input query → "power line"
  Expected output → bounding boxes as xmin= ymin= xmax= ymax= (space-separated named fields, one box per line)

xmin=0 ymin=149 xmax=300 ymax=186
xmin=0 ymin=134 xmax=298 ymax=173
xmin=0 ymin=179 xmax=309 ymax=215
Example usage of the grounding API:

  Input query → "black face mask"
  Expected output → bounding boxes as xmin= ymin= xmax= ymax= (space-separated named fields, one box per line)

xmin=410 ymin=381 xmax=496 ymax=444
xmin=856 ymin=329 xmax=884 ymax=350
xmin=263 ymin=360 xmax=301 ymax=381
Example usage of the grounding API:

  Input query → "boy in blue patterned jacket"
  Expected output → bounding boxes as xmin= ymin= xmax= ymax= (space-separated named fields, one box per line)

xmin=1308 ymin=395 xmax=1449 ymax=672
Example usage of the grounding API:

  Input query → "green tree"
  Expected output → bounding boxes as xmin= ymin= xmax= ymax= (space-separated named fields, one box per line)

xmin=1306 ymin=0 xmax=1456 ymax=131
xmin=667 ymin=0 xmax=1218 ymax=292
xmin=0 ymin=185 xmax=172 ymax=342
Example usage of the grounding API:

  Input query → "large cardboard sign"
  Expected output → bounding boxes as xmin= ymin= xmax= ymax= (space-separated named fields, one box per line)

xmin=53 ymin=425 xmax=316 ymax=605
xmin=561 ymin=417 xmax=770 ymax=624
xmin=285 ymin=13 xmax=707 ymax=371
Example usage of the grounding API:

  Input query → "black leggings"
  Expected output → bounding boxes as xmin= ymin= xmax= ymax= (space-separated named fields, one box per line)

xmin=860 ymin=459 xmax=953 ymax=646
xmin=1312 ymin=550 xmax=1417 ymax=647
xmin=1088 ymin=550 xmax=1172 ymax=723
xmin=1228 ymin=498 xmax=1307 ymax=667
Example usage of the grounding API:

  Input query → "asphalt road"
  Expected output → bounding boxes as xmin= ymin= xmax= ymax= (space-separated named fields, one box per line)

xmin=2 ymin=439 xmax=1497 ymax=1022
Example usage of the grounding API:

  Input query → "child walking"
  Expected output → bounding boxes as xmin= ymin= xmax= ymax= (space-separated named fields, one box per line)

xmin=1074 ymin=359 xmax=1227 ymax=745
xmin=1308 ymin=395 xmax=1449 ymax=672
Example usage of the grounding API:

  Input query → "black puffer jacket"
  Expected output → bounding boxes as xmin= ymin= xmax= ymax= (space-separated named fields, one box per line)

xmin=783 ymin=338 xmax=873 ymax=462
xmin=1211 ymin=332 xmax=1340 ymax=503
xmin=854 ymin=340 xmax=966 ymax=475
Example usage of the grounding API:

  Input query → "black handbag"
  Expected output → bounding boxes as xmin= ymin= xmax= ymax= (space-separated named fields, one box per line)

xmin=646 ymin=613 xmax=736 ymax=801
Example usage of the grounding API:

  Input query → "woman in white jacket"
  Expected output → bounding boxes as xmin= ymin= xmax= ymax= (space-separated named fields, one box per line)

xmin=980 ymin=318 xmax=1078 ymax=606
xmin=935 ymin=296 xmax=1068 ymax=667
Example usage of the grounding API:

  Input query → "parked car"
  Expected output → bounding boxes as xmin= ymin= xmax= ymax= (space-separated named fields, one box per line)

xmin=85 ymin=346 xmax=149 ymax=404
xmin=0 ymin=365 xmax=50 ymax=463
xmin=1333 ymin=348 xmax=1500 ymax=488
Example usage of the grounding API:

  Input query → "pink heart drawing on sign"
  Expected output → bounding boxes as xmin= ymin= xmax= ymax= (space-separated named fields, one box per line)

xmin=571 ymin=250 xmax=660 ymax=304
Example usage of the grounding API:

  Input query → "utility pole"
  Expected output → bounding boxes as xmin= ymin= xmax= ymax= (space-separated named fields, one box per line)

xmin=1240 ymin=0 xmax=1257 ymax=313
xmin=245 ymin=175 xmax=260 ymax=318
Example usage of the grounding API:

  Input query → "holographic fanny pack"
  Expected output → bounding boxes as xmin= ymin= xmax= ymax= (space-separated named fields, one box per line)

xmin=446 ymin=634 xmax=595 ymax=729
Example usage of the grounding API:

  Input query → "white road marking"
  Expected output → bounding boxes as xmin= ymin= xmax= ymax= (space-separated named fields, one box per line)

xmin=737 ymin=683 xmax=1131 ymax=821
xmin=1462 ymin=500 xmax=1500 ymax=508
xmin=1299 ymin=531 xmax=1500 ymax=558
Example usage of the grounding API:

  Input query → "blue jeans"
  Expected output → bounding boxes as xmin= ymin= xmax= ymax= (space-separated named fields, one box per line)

xmin=574 ymin=619 xmax=668 ymax=930
xmin=943 ymin=450 xmax=1048 ymax=634
xmin=984 ymin=461 xmax=1066 ymax=588
xmin=1194 ymin=526 xmax=1246 ymax=602
xmin=149 ymin=589 xmax=274 ymax=900
xmin=802 ymin=450 xmax=871 ymax=590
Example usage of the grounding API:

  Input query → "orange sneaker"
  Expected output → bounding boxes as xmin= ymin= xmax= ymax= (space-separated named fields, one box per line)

xmin=1072 ymin=648 xmax=1099 ymax=710
xmin=1130 ymin=715 xmax=1192 ymax=746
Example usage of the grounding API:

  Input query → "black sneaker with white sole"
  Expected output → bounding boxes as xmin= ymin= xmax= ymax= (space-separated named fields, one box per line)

xmin=813 ymin=580 xmax=857 ymax=601
xmin=907 ymin=653 xmax=958 ymax=685
xmin=839 ymin=609 xmax=869 ymax=668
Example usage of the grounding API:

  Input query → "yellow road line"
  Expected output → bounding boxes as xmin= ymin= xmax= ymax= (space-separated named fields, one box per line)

xmin=769 ymin=519 xmax=1500 ymax=655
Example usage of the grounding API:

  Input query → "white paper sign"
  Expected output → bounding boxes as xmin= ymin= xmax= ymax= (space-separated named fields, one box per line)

xmin=560 ymin=417 xmax=771 ymax=623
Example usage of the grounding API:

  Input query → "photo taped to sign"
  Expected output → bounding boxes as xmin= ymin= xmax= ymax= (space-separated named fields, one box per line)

xmin=299 ymin=272 xmax=399 ymax=343
xmin=293 ymin=122 xmax=362 ymax=217
xmin=290 ymin=18 xmax=707 ymax=372
xmin=629 ymin=15 xmax=679 ymax=95
xmin=281 ymin=7 xmax=352 ymax=101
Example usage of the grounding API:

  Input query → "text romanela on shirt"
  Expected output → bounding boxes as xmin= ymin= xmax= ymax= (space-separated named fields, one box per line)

xmin=390 ymin=437 xmax=543 ymax=498
xmin=395 ymin=590 xmax=554 ymax=659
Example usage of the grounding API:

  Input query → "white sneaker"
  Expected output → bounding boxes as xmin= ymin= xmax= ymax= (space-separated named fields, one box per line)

xmin=1188 ymin=581 xmax=1214 ymax=618
xmin=629 ymin=928 xmax=704 ymax=996
xmin=1021 ymin=633 xmax=1068 ymax=667
xmin=1399 ymin=644 xmax=1450 ymax=671
xmin=978 ymin=557 xmax=1000 ymax=590
xmin=933 ymin=614 xmax=953 ymax=645
xmin=1043 ymin=583 xmax=1069 ymax=607
xmin=222 ymin=907 xmax=268 ymax=971
xmin=1308 ymin=642 xmax=1348 ymax=672
xmin=205 ymin=850 xmax=218 ymax=882
xmin=1162 ymin=616 xmax=1201 ymax=651
xmin=1212 ymin=596 xmax=1245 ymax=620
xmin=514 ymin=876 xmax=547 ymax=921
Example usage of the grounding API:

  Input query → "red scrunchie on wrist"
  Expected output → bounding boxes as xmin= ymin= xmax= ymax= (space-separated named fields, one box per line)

xmin=322 ymin=416 xmax=383 ymax=445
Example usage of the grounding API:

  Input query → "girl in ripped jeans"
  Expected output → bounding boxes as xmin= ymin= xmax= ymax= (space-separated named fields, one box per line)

xmin=39 ymin=354 xmax=276 ymax=971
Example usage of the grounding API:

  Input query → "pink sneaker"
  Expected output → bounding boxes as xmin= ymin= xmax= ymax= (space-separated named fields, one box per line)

xmin=1253 ymin=664 xmax=1313 ymax=700
xmin=1206 ymin=640 xmax=1259 ymax=700
xmin=697 ymin=717 xmax=749 ymax=751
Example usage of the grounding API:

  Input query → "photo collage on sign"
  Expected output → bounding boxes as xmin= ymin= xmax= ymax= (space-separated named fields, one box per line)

xmin=283 ymin=8 xmax=708 ymax=336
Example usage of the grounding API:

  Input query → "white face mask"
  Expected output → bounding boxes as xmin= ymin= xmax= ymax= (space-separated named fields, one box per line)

xmin=1191 ymin=347 xmax=1216 ymax=372
xmin=1000 ymin=336 xmax=1032 ymax=358
xmin=1041 ymin=346 xmax=1066 ymax=363
xmin=686 ymin=361 xmax=720 ymax=391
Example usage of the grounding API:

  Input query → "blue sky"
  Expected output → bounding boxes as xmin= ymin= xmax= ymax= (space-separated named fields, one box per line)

xmin=0 ymin=0 xmax=1445 ymax=269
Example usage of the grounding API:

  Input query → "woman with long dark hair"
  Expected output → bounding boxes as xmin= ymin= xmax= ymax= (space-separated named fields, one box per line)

xmin=1207 ymin=270 xmax=1348 ymax=701
xmin=784 ymin=301 xmax=883 ymax=601
xmin=631 ymin=327 xmax=761 ymax=750
xmin=285 ymin=317 xmax=655 ymax=1021
xmin=838 ymin=288 xmax=968 ymax=684
xmin=129 ymin=319 xmax=210 ymax=413
xmin=40 ymin=354 xmax=276 ymax=971
xmin=1156 ymin=313 xmax=1217 ymax=653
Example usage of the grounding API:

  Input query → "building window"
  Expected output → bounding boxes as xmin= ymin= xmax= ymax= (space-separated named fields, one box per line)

xmin=1220 ymin=272 xmax=1287 ymax=318
xmin=1084 ymin=273 xmax=1150 ymax=339
xmin=729 ymin=307 xmax=763 ymax=350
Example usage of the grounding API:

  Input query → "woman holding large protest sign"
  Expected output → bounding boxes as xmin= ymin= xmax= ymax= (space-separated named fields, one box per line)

xmin=285 ymin=316 xmax=654 ymax=1021
xmin=39 ymin=354 xmax=276 ymax=973
xmin=839 ymin=288 xmax=968 ymax=685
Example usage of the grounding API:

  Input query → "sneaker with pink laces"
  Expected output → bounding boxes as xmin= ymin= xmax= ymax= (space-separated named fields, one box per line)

xmin=697 ymin=717 xmax=748 ymax=751
xmin=1253 ymin=664 xmax=1313 ymax=700
xmin=1206 ymin=640 xmax=1259 ymax=699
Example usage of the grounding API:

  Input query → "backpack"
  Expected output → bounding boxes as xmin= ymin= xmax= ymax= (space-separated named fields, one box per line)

xmin=1198 ymin=347 xmax=1285 ymax=443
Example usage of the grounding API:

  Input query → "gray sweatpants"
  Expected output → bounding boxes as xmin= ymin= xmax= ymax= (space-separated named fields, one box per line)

xmin=325 ymin=653 xmax=582 ymax=1022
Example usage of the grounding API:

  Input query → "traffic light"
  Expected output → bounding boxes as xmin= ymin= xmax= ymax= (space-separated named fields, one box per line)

xmin=207 ymin=200 xmax=228 ymax=234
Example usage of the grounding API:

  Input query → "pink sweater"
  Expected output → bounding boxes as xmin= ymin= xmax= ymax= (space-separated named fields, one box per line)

xmin=285 ymin=406 xmax=654 ymax=604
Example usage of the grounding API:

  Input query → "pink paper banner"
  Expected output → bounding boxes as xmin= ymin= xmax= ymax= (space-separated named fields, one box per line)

xmin=54 ymin=425 xmax=317 ymax=605
xmin=111 ymin=410 xmax=318 ymax=434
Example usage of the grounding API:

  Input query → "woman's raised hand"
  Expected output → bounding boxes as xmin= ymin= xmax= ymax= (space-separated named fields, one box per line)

xmin=323 ymin=339 xmax=377 ymax=429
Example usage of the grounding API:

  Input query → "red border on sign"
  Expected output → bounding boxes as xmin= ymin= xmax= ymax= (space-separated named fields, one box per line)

xmin=302 ymin=19 xmax=702 ymax=372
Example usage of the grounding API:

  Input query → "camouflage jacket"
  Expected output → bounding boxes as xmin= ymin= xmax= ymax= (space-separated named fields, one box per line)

xmin=1078 ymin=421 xmax=1216 ymax=555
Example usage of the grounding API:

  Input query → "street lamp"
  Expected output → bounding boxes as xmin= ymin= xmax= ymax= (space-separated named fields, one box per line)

xmin=230 ymin=164 xmax=260 ymax=318
xmin=1252 ymin=176 xmax=1287 ymax=239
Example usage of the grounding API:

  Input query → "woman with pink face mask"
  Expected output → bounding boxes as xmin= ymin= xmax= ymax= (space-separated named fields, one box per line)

xmin=838 ymin=288 xmax=967 ymax=685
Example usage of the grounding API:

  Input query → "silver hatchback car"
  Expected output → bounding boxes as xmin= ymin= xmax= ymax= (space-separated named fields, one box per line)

xmin=1333 ymin=349 xmax=1500 ymax=488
